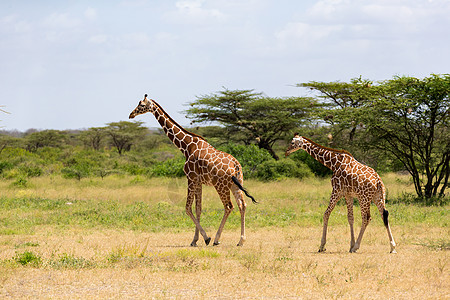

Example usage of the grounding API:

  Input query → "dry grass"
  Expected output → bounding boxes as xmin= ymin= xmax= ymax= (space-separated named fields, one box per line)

xmin=0 ymin=174 xmax=448 ymax=299
xmin=0 ymin=227 xmax=448 ymax=299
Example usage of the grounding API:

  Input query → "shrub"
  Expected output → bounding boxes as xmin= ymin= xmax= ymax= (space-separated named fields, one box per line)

xmin=288 ymin=150 xmax=332 ymax=177
xmin=119 ymin=162 xmax=148 ymax=176
xmin=219 ymin=143 xmax=272 ymax=178
xmin=255 ymin=159 xmax=312 ymax=181
xmin=0 ymin=161 xmax=13 ymax=175
xmin=62 ymin=150 xmax=109 ymax=179
xmin=10 ymin=176 xmax=28 ymax=187
xmin=151 ymin=156 xmax=185 ymax=177
xmin=14 ymin=251 xmax=41 ymax=266
xmin=18 ymin=162 xmax=43 ymax=177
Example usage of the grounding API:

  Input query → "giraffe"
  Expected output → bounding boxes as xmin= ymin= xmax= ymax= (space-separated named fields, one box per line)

xmin=129 ymin=94 xmax=257 ymax=246
xmin=285 ymin=134 xmax=396 ymax=253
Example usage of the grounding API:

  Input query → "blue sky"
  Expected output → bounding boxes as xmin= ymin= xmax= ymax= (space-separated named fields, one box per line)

xmin=1 ymin=0 xmax=449 ymax=131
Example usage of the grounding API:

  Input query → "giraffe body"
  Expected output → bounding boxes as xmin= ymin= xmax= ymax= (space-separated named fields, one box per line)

xmin=286 ymin=134 xmax=396 ymax=253
xmin=129 ymin=95 xmax=256 ymax=246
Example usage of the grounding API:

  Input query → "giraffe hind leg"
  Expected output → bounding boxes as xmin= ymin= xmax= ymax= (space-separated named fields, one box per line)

xmin=383 ymin=209 xmax=397 ymax=253
xmin=350 ymin=203 xmax=371 ymax=253
xmin=212 ymin=186 xmax=233 ymax=246
xmin=190 ymin=185 xmax=203 ymax=247
xmin=374 ymin=194 xmax=397 ymax=253
xmin=232 ymin=185 xmax=247 ymax=246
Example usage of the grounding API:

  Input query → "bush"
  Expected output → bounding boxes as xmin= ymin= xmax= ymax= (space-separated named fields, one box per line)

xmin=151 ymin=156 xmax=185 ymax=177
xmin=0 ymin=161 xmax=13 ymax=175
xmin=219 ymin=143 xmax=272 ymax=178
xmin=10 ymin=176 xmax=28 ymax=188
xmin=18 ymin=162 xmax=43 ymax=177
xmin=62 ymin=150 xmax=111 ymax=180
xmin=14 ymin=251 xmax=41 ymax=266
xmin=255 ymin=159 xmax=312 ymax=181
xmin=288 ymin=150 xmax=332 ymax=177
xmin=119 ymin=162 xmax=149 ymax=176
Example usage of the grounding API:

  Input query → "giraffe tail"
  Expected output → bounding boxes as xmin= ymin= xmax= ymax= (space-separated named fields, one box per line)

xmin=382 ymin=209 xmax=389 ymax=227
xmin=232 ymin=176 xmax=257 ymax=204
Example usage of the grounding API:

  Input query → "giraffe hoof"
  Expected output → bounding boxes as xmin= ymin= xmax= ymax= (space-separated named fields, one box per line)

xmin=318 ymin=248 xmax=326 ymax=253
xmin=190 ymin=242 xmax=198 ymax=247
xmin=390 ymin=249 xmax=397 ymax=254
xmin=213 ymin=242 xmax=220 ymax=246
xmin=205 ymin=237 xmax=211 ymax=245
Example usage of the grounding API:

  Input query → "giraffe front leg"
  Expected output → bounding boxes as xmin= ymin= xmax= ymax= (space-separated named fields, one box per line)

xmin=345 ymin=196 xmax=356 ymax=252
xmin=190 ymin=185 xmax=203 ymax=247
xmin=319 ymin=190 xmax=340 ymax=252
xmin=186 ymin=181 xmax=210 ymax=246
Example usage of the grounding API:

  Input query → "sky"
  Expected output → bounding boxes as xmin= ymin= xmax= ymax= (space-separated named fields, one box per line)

xmin=1 ymin=0 xmax=449 ymax=132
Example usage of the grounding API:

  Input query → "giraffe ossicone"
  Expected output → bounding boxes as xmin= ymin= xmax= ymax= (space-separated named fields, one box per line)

xmin=129 ymin=94 xmax=257 ymax=247
xmin=286 ymin=134 xmax=396 ymax=253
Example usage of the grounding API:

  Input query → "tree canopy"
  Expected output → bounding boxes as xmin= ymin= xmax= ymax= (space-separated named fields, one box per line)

xmin=186 ymin=88 xmax=322 ymax=159
xmin=105 ymin=121 xmax=147 ymax=155
xmin=362 ymin=75 xmax=449 ymax=199
xmin=300 ymin=74 xmax=449 ymax=201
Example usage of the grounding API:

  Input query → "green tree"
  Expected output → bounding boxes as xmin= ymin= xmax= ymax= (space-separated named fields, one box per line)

xmin=362 ymin=75 xmax=449 ymax=200
xmin=25 ymin=130 xmax=65 ymax=152
xmin=186 ymin=88 xmax=321 ymax=160
xmin=300 ymin=75 xmax=449 ymax=201
xmin=79 ymin=127 xmax=106 ymax=150
xmin=298 ymin=77 xmax=377 ymax=149
xmin=105 ymin=121 xmax=147 ymax=155
xmin=0 ymin=134 xmax=23 ymax=154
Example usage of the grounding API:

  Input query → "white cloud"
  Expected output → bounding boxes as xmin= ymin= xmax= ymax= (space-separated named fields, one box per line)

xmin=0 ymin=14 xmax=31 ymax=33
xmin=164 ymin=0 xmax=226 ymax=24
xmin=43 ymin=12 xmax=81 ymax=29
xmin=89 ymin=34 xmax=108 ymax=44
xmin=84 ymin=7 xmax=97 ymax=20
xmin=276 ymin=22 xmax=342 ymax=42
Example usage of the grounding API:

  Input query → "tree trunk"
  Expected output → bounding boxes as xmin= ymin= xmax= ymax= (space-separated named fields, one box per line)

xmin=258 ymin=140 xmax=279 ymax=160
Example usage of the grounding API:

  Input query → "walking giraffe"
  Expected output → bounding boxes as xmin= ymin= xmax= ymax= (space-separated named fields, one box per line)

xmin=129 ymin=94 xmax=257 ymax=246
xmin=285 ymin=134 xmax=396 ymax=253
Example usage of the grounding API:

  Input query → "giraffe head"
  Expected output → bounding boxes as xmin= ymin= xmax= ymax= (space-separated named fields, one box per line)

xmin=129 ymin=94 xmax=156 ymax=119
xmin=285 ymin=133 xmax=304 ymax=157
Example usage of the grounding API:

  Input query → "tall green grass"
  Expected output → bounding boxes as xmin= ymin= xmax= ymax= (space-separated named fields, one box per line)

xmin=0 ymin=174 xmax=447 ymax=235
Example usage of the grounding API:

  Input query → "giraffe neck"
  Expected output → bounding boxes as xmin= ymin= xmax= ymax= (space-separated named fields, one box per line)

xmin=151 ymin=100 xmax=203 ymax=156
xmin=301 ymin=139 xmax=341 ymax=170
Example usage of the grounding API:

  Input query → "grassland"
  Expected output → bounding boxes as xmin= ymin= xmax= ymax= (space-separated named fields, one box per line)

xmin=0 ymin=174 xmax=448 ymax=299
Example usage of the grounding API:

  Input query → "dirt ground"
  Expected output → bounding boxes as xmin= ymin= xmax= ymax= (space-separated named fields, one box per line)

xmin=0 ymin=226 xmax=448 ymax=299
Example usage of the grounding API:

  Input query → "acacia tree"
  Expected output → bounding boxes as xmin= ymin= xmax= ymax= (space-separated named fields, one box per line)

xmin=362 ymin=75 xmax=449 ymax=200
xmin=25 ymin=130 xmax=66 ymax=152
xmin=298 ymin=77 xmax=377 ymax=147
xmin=302 ymin=75 xmax=449 ymax=201
xmin=186 ymin=88 xmax=321 ymax=160
xmin=79 ymin=127 xmax=106 ymax=150
xmin=105 ymin=121 xmax=147 ymax=155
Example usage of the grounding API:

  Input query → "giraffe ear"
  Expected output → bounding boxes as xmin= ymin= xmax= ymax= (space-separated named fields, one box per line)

xmin=293 ymin=132 xmax=300 ymax=138
xmin=144 ymin=94 xmax=148 ymax=100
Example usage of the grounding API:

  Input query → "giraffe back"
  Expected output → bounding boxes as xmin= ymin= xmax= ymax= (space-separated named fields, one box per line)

xmin=333 ymin=154 xmax=384 ymax=201
xmin=184 ymin=138 xmax=242 ymax=187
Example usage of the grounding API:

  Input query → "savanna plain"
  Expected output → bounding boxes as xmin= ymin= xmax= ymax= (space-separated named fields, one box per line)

xmin=0 ymin=174 xmax=448 ymax=299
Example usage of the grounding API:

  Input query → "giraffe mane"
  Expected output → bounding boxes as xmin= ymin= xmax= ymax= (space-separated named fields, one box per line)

xmin=151 ymin=99 xmax=207 ymax=141
xmin=302 ymin=136 xmax=353 ymax=157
